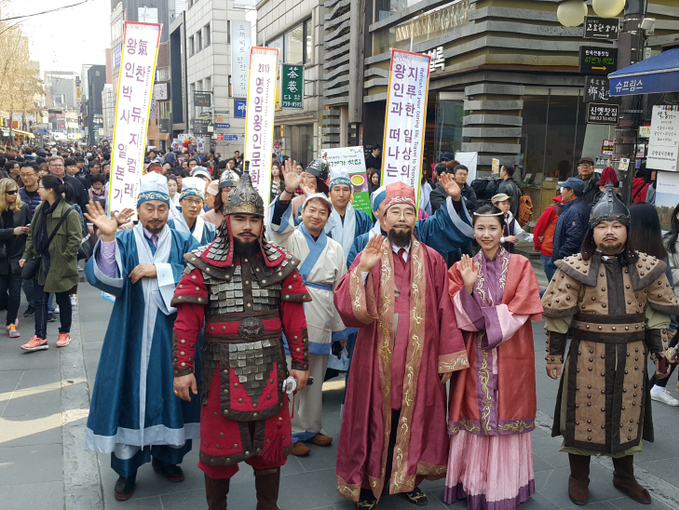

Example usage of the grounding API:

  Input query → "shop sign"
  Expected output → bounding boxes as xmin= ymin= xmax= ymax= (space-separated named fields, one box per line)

xmin=394 ymin=0 xmax=469 ymax=44
xmin=230 ymin=21 xmax=251 ymax=98
xmin=602 ymin=139 xmax=614 ymax=155
xmin=381 ymin=49 xmax=431 ymax=202
xmin=224 ymin=135 xmax=238 ymax=141
xmin=647 ymin=105 xmax=679 ymax=171
xmin=579 ymin=47 xmax=618 ymax=75
xmin=583 ymin=16 xmax=620 ymax=40
xmin=192 ymin=119 xmax=210 ymax=135
xmin=584 ymin=76 xmax=614 ymax=103
xmin=153 ymin=82 xmax=169 ymax=101
xmin=235 ymin=99 xmax=246 ymax=118
xmin=595 ymin=155 xmax=609 ymax=167
xmin=216 ymin=123 xmax=230 ymax=129
xmin=586 ymin=103 xmax=619 ymax=125
xmin=109 ymin=21 xmax=161 ymax=216
xmin=638 ymin=125 xmax=651 ymax=138
xmin=281 ymin=64 xmax=303 ymax=109
xmin=428 ymin=46 xmax=445 ymax=73
xmin=194 ymin=92 xmax=211 ymax=107
xmin=244 ymin=46 xmax=279 ymax=205
xmin=323 ymin=146 xmax=370 ymax=215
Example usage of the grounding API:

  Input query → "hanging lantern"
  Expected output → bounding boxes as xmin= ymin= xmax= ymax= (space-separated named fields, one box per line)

xmin=592 ymin=0 xmax=625 ymax=18
xmin=557 ymin=0 xmax=588 ymax=27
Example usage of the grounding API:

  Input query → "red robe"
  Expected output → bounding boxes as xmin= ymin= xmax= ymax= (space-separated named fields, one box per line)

xmin=333 ymin=238 xmax=469 ymax=502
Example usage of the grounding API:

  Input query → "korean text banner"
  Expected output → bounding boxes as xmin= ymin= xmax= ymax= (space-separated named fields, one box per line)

xmin=381 ymin=49 xmax=431 ymax=204
xmin=230 ymin=21 xmax=251 ymax=99
xmin=648 ymin=105 xmax=679 ymax=172
xmin=108 ymin=22 xmax=161 ymax=215
xmin=244 ymin=47 xmax=279 ymax=206
xmin=324 ymin=146 xmax=370 ymax=215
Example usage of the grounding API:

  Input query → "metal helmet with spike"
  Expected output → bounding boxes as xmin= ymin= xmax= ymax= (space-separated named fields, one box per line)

xmin=223 ymin=161 xmax=265 ymax=217
xmin=589 ymin=182 xmax=630 ymax=228
xmin=219 ymin=169 xmax=241 ymax=190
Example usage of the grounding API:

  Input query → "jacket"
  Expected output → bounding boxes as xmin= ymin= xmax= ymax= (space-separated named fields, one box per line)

xmin=429 ymin=181 xmax=477 ymax=214
xmin=551 ymin=197 xmax=589 ymax=262
xmin=23 ymin=200 xmax=82 ymax=293
xmin=632 ymin=177 xmax=650 ymax=203
xmin=580 ymin=173 xmax=600 ymax=205
xmin=0 ymin=203 xmax=31 ymax=274
xmin=533 ymin=202 xmax=562 ymax=257
xmin=19 ymin=187 xmax=41 ymax=216
xmin=64 ymin=174 xmax=89 ymax=212
xmin=497 ymin=177 xmax=521 ymax=217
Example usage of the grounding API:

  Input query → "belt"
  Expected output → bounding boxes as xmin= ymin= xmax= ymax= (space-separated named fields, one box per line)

xmin=304 ymin=280 xmax=332 ymax=291
xmin=573 ymin=313 xmax=645 ymax=343
xmin=204 ymin=328 xmax=282 ymax=344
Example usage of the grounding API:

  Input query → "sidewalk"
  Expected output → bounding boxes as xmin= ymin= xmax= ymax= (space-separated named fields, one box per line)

xmin=1 ymin=267 xmax=679 ymax=510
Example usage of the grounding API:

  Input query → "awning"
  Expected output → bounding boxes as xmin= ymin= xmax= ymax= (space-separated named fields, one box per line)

xmin=12 ymin=129 xmax=35 ymax=138
xmin=609 ymin=43 xmax=679 ymax=96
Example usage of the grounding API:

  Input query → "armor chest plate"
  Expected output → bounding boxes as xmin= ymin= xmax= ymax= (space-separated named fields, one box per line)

xmin=203 ymin=264 xmax=282 ymax=314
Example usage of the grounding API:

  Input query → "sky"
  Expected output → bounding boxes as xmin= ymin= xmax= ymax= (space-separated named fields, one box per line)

xmin=5 ymin=0 xmax=110 ymax=74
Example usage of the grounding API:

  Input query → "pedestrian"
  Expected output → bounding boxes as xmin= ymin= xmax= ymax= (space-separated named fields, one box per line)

xmin=491 ymin=193 xmax=533 ymax=253
xmin=497 ymin=164 xmax=521 ymax=217
xmin=576 ymin=157 xmax=600 ymax=205
xmin=47 ymin=156 xmax=88 ymax=212
xmin=84 ymin=172 xmax=201 ymax=501
xmin=18 ymin=162 xmax=41 ymax=215
xmin=270 ymin=162 xmax=284 ymax=202
xmin=333 ymin=182 xmax=469 ymax=508
xmin=202 ymin=170 xmax=239 ymax=228
xmin=445 ymin=204 xmax=543 ymax=509
xmin=272 ymin=160 xmax=349 ymax=456
xmin=533 ymin=195 xmax=563 ymax=284
xmin=632 ymin=167 xmax=654 ymax=204
xmin=367 ymin=169 xmax=380 ymax=196
xmin=168 ymin=177 xmax=216 ymax=245
xmin=364 ymin=144 xmax=381 ymax=170
xmin=551 ymin=177 xmax=589 ymax=263
xmin=19 ymin=175 xmax=82 ymax=351
xmin=0 ymin=178 xmax=30 ymax=338
xmin=172 ymin=168 xmax=310 ymax=510
xmin=543 ymin=184 xmax=679 ymax=505
xmin=88 ymin=174 xmax=107 ymax=209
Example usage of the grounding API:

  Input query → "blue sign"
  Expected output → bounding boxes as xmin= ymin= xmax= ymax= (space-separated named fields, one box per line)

xmin=234 ymin=100 xmax=246 ymax=118
xmin=224 ymin=135 xmax=239 ymax=141
xmin=216 ymin=123 xmax=230 ymax=129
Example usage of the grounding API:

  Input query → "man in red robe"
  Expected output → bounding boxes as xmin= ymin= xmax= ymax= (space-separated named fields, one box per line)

xmin=333 ymin=182 xmax=469 ymax=509
xmin=172 ymin=168 xmax=310 ymax=510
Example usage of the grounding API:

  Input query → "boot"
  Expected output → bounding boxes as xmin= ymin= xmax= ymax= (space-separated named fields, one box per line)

xmin=254 ymin=467 xmax=281 ymax=510
xmin=205 ymin=473 xmax=230 ymax=510
xmin=612 ymin=455 xmax=651 ymax=504
xmin=568 ymin=454 xmax=591 ymax=505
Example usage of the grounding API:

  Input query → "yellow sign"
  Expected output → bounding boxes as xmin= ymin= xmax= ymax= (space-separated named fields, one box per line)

xmin=492 ymin=158 xmax=500 ymax=174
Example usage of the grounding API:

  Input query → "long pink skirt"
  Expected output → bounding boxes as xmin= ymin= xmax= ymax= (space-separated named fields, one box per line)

xmin=444 ymin=430 xmax=535 ymax=510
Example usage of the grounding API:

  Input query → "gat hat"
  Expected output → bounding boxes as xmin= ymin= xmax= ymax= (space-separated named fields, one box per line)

xmin=219 ymin=169 xmax=241 ymax=189
xmin=191 ymin=167 xmax=212 ymax=180
xmin=223 ymin=161 xmax=264 ymax=217
xmin=383 ymin=182 xmax=416 ymax=213
xmin=491 ymin=193 xmax=511 ymax=204
xmin=370 ymin=185 xmax=387 ymax=213
xmin=206 ymin=180 xmax=220 ymax=196
xmin=441 ymin=152 xmax=455 ymax=161
xmin=558 ymin=177 xmax=586 ymax=192
xmin=179 ymin=176 xmax=206 ymax=202
xmin=577 ymin=157 xmax=595 ymax=165
xmin=589 ymin=183 xmax=630 ymax=228
xmin=138 ymin=171 xmax=170 ymax=206
xmin=329 ymin=167 xmax=351 ymax=191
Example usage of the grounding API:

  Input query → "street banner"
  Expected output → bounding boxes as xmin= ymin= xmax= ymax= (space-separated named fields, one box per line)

xmin=244 ymin=46 xmax=279 ymax=205
xmin=648 ymin=105 xmax=679 ymax=172
xmin=324 ymin=146 xmax=370 ymax=215
xmin=281 ymin=64 xmax=303 ymax=109
xmin=381 ymin=49 xmax=431 ymax=205
xmin=230 ymin=21 xmax=251 ymax=98
xmin=108 ymin=21 xmax=161 ymax=216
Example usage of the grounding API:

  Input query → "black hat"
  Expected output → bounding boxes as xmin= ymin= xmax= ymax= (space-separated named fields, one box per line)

xmin=589 ymin=183 xmax=630 ymax=228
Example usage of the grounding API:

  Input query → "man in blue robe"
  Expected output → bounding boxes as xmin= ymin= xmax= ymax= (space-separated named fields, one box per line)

xmin=168 ymin=176 xmax=217 ymax=245
xmin=84 ymin=172 xmax=201 ymax=501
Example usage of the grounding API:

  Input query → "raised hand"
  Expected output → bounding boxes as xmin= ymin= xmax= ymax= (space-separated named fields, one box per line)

xmin=281 ymin=158 xmax=302 ymax=193
xmin=115 ymin=208 xmax=135 ymax=226
xmin=358 ymin=234 xmax=385 ymax=273
xmin=458 ymin=254 xmax=478 ymax=293
xmin=84 ymin=200 xmax=119 ymax=241
xmin=439 ymin=172 xmax=461 ymax=201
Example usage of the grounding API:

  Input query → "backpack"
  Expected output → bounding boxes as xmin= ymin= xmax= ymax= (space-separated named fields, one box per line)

xmin=517 ymin=194 xmax=533 ymax=227
xmin=484 ymin=179 xmax=500 ymax=200
xmin=470 ymin=179 xmax=488 ymax=199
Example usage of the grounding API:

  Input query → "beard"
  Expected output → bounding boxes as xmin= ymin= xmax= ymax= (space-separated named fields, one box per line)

xmin=388 ymin=228 xmax=412 ymax=247
xmin=233 ymin=236 xmax=260 ymax=256
xmin=598 ymin=240 xmax=624 ymax=254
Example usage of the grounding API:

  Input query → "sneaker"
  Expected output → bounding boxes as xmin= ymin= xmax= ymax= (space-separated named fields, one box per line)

xmin=47 ymin=314 xmax=57 ymax=322
xmin=23 ymin=306 xmax=35 ymax=317
xmin=651 ymin=389 xmax=679 ymax=406
xmin=54 ymin=305 xmax=60 ymax=314
xmin=70 ymin=295 xmax=78 ymax=306
xmin=6 ymin=324 xmax=19 ymax=338
xmin=21 ymin=336 xmax=48 ymax=352
xmin=57 ymin=333 xmax=71 ymax=348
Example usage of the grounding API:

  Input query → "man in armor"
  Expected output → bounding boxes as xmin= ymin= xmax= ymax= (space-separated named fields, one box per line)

xmin=172 ymin=166 xmax=311 ymax=510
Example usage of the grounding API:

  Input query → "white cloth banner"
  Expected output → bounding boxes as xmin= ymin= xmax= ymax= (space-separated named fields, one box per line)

xmin=244 ymin=47 xmax=279 ymax=207
xmin=381 ymin=49 xmax=431 ymax=203
xmin=231 ymin=21 xmax=251 ymax=99
xmin=648 ymin=105 xmax=679 ymax=172
xmin=108 ymin=22 xmax=161 ymax=215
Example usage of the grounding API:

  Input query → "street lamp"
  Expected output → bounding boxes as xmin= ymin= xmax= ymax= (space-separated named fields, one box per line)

xmin=592 ymin=0 xmax=625 ymax=18
xmin=557 ymin=0 xmax=588 ymax=27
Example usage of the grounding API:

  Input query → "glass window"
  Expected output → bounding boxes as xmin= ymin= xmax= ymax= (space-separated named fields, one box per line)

xmin=285 ymin=24 xmax=304 ymax=64
xmin=433 ymin=99 xmax=464 ymax=160
xmin=269 ymin=36 xmax=284 ymax=58
xmin=304 ymin=18 xmax=312 ymax=64
xmin=204 ymin=24 xmax=211 ymax=47
xmin=188 ymin=36 xmax=194 ymax=56
xmin=227 ymin=20 xmax=231 ymax=44
xmin=196 ymin=31 xmax=202 ymax=52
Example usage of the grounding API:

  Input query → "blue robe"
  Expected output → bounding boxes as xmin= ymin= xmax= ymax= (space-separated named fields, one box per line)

xmin=85 ymin=224 xmax=201 ymax=456
xmin=168 ymin=215 xmax=217 ymax=246
xmin=347 ymin=196 xmax=475 ymax=267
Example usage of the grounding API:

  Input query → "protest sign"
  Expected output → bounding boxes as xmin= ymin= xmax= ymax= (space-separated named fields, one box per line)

xmin=324 ymin=146 xmax=370 ymax=215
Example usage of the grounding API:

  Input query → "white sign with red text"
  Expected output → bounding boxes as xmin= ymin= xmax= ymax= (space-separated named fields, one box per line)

xmin=381 ymin=49 xmax=431 ymax=204
xmin=108 ymin=22 xmax=161 ymax=215
xmin=244 ymin=47 xmax=279 ymax=206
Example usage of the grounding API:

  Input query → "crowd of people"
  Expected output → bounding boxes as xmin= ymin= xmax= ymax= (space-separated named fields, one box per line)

xmin=3 ymin=141 xmax=679 ymax=510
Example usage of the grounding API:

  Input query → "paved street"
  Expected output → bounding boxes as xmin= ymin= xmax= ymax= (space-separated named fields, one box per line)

xmin=2 ymin=256 xmax=679 ymax=510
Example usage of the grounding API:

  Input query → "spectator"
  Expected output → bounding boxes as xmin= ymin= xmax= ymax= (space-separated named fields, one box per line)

xmin=5 ymin=160 xmax=19 ymax=182
xmin=367 ymin=169 xmax=380 ymax=195
xmin=577 ymin=156 xmax=600 ymax=204
xmin=202 ymin=170 xmax=239 ymax=227
xmin=48 ymin=156 xmax=88 ymax=212
xmin=0 ymin=178 xmax=30 ymax=338
xmin=632 ymin=167 xmax=653 ymax=203
xmin=19 ymin=162 xmax=41 ymax=215
xmin=271 ymin=162 xmax=284 ymax=203
xmin=551 ymin=177 xmax=588 ymax=263
xmin=533 ymin=195 xmax=563 ymax=285
xmin=497 ymin=164 xmax=521 ymax=217
xmin=364 ymin=144 xmax=381 ymax=171
xmin=88 ymin=174 xmax=107 ymax=209
xmin=491 ymin=192 xmax=533 ymax=253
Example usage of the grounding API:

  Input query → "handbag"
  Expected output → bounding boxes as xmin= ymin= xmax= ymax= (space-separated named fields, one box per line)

xmin=78 ymin=232 xmax=95 ymax=260
xmin=21 ymin=209 xmax=73 ymax=280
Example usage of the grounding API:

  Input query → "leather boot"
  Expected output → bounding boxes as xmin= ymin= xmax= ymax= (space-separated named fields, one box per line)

xmin=204 ymin=473 xmax=230 ymax=510
xmin=254 ymin=467 xmax=281 ymax=510
xmin=568 ymin=454 xmax=591 ymax=505
xmin=612 ymin=455 xmax=651 ymax=504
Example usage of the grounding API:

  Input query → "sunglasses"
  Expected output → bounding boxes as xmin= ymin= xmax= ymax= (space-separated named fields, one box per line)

xmin=5 ymin=190 xmax=18 ymax=195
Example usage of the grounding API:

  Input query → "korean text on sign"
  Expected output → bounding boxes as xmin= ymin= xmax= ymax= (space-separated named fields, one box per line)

xmin=648 ymin=105 xmax=679 ymax=172
xmin=381 ymin=49 xmax=431 ymax=203
xmin=108 ymin=22 xmax=161 ymax=216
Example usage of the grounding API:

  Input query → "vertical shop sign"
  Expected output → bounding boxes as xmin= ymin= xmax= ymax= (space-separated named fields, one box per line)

xmin=108 ymin=22 xmax=161 ymax=215
xmin=244 ymin=47 xmax=279 ymax=205
xmin=381 ymin=49 xmax=431 ymax=203
xmin=231 ymin=21 xmax=251 ymax=99
xmin=281 ymin=64 xmax=303 ymax=109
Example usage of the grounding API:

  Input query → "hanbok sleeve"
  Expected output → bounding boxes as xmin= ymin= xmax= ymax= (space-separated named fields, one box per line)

xmin=434 ymin=255 xmax=469 ymax=373
xmin=413 ymin=197 xmax=474 ymax=256
xmin=333 ymin=252 xmax=379 ymax=328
